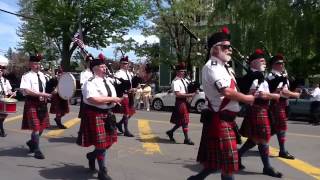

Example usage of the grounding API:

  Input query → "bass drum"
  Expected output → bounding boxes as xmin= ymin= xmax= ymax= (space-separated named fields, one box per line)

xmin=58 ymin=73 xmax=76 ymax=100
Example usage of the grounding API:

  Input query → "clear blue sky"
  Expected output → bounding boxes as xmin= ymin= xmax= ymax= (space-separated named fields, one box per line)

xmin=0 ymin=0 xmax=158 ymax=62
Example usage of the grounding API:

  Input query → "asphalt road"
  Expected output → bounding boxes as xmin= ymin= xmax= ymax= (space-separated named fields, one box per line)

xmin=0 ymin=102 xmax=319 ymax=180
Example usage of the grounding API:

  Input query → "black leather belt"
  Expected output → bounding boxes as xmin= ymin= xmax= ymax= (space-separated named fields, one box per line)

xmin=84 ymin=104 xmax=112 ymax=113
xmin=219 ymin=111 xmax=237 ymax=122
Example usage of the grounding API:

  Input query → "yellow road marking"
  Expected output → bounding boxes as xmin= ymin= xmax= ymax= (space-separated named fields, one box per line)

xmin=44 ymin=118 xmax=80 ymax=138
xmin=269 ymin=147 xmax=320 ymax=179
xmin=138 ymin=119 xmax=162 ymax=155
xmin=241 ymin=137 xmax=320 ymax=179
xmin=4 ymin=115 xmax=23 ymax=123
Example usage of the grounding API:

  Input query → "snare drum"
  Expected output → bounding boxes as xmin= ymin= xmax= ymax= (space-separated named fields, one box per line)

xmin=0 ymin=98 xmax=17 ymax=114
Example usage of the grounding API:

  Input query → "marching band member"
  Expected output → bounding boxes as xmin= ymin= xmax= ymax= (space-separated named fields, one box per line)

xmin=114 ymin=56 xmax=136 ymax=137
xmin=267 ymin=53 xmax=300 ymax=159
xmin=238 ymin=49 xmax=282 ymax=178
xmin=77 ymin=57 xmax=122 ymax=180
xmin=166 ymin=62 xmax=195 ymax=145
xmin=20 ymin=54 xmax=52 ymax=159
xmin=0 ymin=65 xmax=16 ymax=137
xmin=46 ymin=68 xmax=69 ymax=129
xmin=78 ymin=55 xmax=94 ymax=118
xmin=188 ymin=27 xmax=255 ymax=180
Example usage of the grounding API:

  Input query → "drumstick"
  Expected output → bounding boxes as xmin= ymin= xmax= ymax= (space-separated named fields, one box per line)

xmin=8 ymin=91 xmax=17 ymax=99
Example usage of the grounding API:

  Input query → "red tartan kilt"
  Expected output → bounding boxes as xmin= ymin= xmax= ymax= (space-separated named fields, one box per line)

xmin=270 ymin=100 xmax=287 ymax=132
xmin=21 ymin=98 xmax=50 ymax=131
xmin=77 ymin=108 xmax=117 ymax=149
xmin=112 ymin=96 xmax=135 ymax=116
xmin=197 ymin=120 xmax=238 ymax=173
xmin=240 ymin=105 xmax=271 ymax=144
xmin=170 ymin=99 xmax=189 ymax=125
xmin=49 ymin=93 xmax=69 ymax=116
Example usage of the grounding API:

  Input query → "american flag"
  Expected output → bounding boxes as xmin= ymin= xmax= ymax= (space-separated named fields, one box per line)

xmin=72 ymin=32 xmax=85 ymax=49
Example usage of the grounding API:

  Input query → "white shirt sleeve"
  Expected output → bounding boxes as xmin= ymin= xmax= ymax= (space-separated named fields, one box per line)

xmin=172 ymin=80 xmax=182 ymax=92
xmin=20 ymin=74 xmax=31 ymax=90
xmin=5 ymin=80 xmax=12 ymax=93
xmin=84 ymin=81 xmax=100 ymax=99
xmin=210 ymin=68 xmax=229 ymax=90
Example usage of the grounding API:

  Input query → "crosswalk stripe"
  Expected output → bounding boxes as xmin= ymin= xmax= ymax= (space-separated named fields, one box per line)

xmin=44 ymin=118 xmax=80 ymax=138
xmin=4 ymin=115 xmax=23 ymax=123
xmin=138 ymin=119 xmax=162 ymax=155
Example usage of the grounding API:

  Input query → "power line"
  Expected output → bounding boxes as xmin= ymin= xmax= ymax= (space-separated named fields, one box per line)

xmin=0 ymin=8 xmax=39 ymax=20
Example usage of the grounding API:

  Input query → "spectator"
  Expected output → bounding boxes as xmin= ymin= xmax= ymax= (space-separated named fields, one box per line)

xmin=134 ymin=84 xmax=143 ymax=110
xmin=142 ymin=83 xmax=152 ymax=111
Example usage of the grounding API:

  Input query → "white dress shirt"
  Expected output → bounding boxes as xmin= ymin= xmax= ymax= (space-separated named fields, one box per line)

xmin=82 ymin=76 xmax=117 ymax=109
xmin=20 ymin=71 xmax=46 ymax=94
xmin=202 ymin=57 xmax=240 ymax=112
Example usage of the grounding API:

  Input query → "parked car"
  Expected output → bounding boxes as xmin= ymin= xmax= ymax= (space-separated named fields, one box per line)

xmin=288 ymin=93 xmax=320 ymax=120
xmin=151 ymin=89 xmax=206 ymax=113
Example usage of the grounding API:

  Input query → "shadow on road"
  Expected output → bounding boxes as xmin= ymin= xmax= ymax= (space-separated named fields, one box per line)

xmin=240 ymin=150 xmax=260 ymax=157
xmin=136 ymin=136 xmax=177 ymax=144
xmin=0 ymin=146 xmax=31 ymax=158
xmin=47 ymin=136 xmax=77 ymax=143
xmin=39 ymin=163 xmax=95 ymax=180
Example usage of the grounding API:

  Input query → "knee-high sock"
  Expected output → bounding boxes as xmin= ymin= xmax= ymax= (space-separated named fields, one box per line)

xmin=123 ymin=116 xmax=130 ymax=132
xmin=238 ymin=139 xmax=256 ymax=157
xmin=95 ymin=148 xmax=107 ymax=171
xmin=276 ymin=131 xmax=286 ymax=153
xmin=182 ymin=124 xmax=189 ymax=140
xmin=118 ymin=116 xmax=125 ymax=125
xmin=221 ymin=173 xmax=234 ymax=180
xmin=31 ymin=131 xmax=40 ymax=151
xmin=169 ymin=124 xmax=180 ymax=134
xmin=258 ymin=144 xmax=271 ymax=169
xmin=0 ymin=119 xmax=4 ymax=132
xmin=192 ymin=168 xmax=215 ymax=179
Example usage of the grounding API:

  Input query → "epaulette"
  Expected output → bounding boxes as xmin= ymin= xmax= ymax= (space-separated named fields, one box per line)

xmin=211 ymin=60 xmax=217 ymax=66
xmin=88 ymin=77 xmax=95 ymax=82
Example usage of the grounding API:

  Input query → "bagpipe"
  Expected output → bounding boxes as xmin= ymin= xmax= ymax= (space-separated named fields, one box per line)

xmin=187 ymin=81 xmax=201 ymax=93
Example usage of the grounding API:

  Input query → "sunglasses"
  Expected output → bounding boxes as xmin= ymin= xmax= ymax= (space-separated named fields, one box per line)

xmin=217 ymin=44 xmax=232 ymax=50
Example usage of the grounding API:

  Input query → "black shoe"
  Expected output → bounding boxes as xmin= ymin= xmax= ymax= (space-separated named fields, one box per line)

xmin=57 ymin=123 xmax=67 ymax=129
xmin=263 ymin=167 xmax=283 ymax=178
xmin=116 ymin=123 xmax=123 ymax=134
xmin=34 ymin=151 xmax=45 ymax=159
xmin=184 ymin=139 xmax=195 ymax=145
xmin=55 ymin=119 xmax=67 ymax=129
xmin=239 ymin=162 xmax=245 ymax=170
xmin=26 ymin=140 xmax=36 ymax=153
xmin=86 ymin=152 xmax=96 ymax=171
xmin=166 ymin=131 xmax=175 ymax=142
xmin=0 ymin=131 xmax=7 ymax=137
xmin=187 ymin=175 xmax=198 ymax=180
xmin=124 ymin=131 xmax=134 ymax=137
xmin=98 ymin=169 xmax=112 ymax=180
xmin=279 ymin=151 xmax=295 ymax=160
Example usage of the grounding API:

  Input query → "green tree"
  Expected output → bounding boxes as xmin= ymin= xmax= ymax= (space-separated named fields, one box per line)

xmin=211 ymin=0 xmax=320 ymax=80
xmin=143 ymin=0 xmax=209 ymax=70
xmin=5 ymin=48 xmax=13 ymax=60
xmin=18 ymin=0 xmax=145 ymax=71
